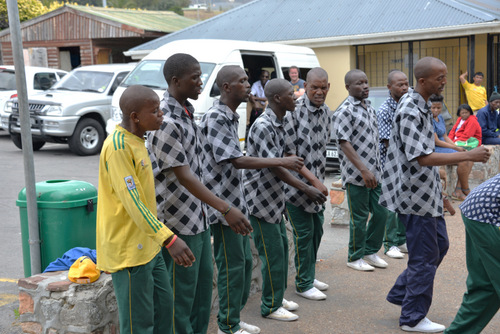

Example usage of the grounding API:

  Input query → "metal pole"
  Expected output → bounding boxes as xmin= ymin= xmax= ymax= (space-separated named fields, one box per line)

xmin=6 ymin=0 xmax=41 ymax=276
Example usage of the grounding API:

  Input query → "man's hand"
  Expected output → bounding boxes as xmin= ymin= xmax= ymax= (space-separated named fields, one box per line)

xmin=166 ymin=237 xmax=195 ymax=267
xmin=361 ymin=170 xmax=377 ymax=189
xmin=303 ymin=186 xmax=327 ymax=204
xmin=224 ymin=207 xmax=253 ymax=236
xmin=468 ymin=146 xmax=491 ymax=163
xmin=281 ymin=156 xmax=304 ymax=172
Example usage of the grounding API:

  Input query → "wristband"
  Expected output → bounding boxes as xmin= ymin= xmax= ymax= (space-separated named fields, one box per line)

xmin=166 ymin=235 xmax=178 ymax=249
xmin=222 ymin=205 xmax=232 ymax=217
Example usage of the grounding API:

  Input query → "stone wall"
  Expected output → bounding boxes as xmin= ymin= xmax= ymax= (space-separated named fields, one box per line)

xmin=18 ymin=231 xmax=298 ymax=333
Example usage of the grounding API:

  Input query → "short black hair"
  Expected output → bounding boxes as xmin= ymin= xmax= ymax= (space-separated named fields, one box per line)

xmin=456 ymin=104 xmax=473 ymax=117
xmin=163 ymin=53 xmax=199 ymax=84
xmin=474 ymin=72 xmax=484 ymax=77
xmin=429 ymin=94 xmax=444 ymax=103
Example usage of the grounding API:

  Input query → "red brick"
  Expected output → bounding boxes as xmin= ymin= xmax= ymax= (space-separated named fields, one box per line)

xmin=18 ymin=291 xmax=34 ymax=314
xmin=20 ymin=321 xmax=42 ymax=334
xmin=18 ymin=276 xmax=47 ymax=290
xmin=46 ymin=280 xmax=72 ymax=292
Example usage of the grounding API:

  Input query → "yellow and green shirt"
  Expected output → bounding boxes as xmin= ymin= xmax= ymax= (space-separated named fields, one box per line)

xmin=462 ymin=81 xmax=487 ymax=112
xmin=96 ymin=125 xmax=173 ymax=273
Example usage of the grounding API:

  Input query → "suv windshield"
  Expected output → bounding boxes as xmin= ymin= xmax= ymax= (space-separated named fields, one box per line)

xmin=121 ymin=60 xmax=215 ymax=91
xmin=0 ymin=70 xmax=16 ymax=90
xmin=52 ymin=71 xmax=114 ymax=92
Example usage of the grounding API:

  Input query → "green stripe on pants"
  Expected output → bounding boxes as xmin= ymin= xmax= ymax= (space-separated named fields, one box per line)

xmin=444 ymin=215 xmax=500 ymax=334
xmin=250 ymin=216 xmax=289 ymax=316
xmin=111 ymin=251 xmax=172 ymax=334
xmin=162 ymin=229 xmax=213 ymax=334
xmin=285 ymin=202 xmax=324 ymax=292
xmin=212 ymin=222 xmax=252 ymax=334
xmin=346 ymin=183 xmax=387 ymax=262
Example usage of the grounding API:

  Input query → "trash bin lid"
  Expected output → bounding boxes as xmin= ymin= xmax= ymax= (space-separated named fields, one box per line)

xmin=16 ymin=180 xmax=97 ymax=209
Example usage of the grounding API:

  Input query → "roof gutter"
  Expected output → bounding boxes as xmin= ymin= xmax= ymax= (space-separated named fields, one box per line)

xmin=277 ymin=21 xmax=500 ymax=48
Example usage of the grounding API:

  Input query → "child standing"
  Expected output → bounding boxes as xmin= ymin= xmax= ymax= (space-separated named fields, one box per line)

xmin=96 ymin=85 xmax=195 ymax=334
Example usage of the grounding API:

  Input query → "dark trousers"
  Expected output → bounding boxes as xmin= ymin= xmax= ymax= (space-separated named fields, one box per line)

xmin=386 ymin=214 xmax=449 ymax=327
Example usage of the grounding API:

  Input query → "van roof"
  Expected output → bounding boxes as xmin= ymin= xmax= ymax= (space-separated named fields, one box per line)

xmin=142 ymin=39 xmax=316 ymax=63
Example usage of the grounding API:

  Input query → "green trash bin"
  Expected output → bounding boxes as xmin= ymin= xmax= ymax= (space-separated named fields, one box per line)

xmin=17 ymin=180 xmax=97 ymax=277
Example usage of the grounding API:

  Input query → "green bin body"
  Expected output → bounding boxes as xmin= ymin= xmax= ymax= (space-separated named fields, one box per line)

xmin=17 ymin=180 xmax=97 ymax=277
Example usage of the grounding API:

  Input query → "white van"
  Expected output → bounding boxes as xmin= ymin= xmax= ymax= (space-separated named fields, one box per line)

xmin=107 ymin=39 xmax=320 ymax=146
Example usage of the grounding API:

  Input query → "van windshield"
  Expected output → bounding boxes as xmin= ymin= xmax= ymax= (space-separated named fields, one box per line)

xmin=52 ymin=71 xmax=114 ymax=93
xmin=121 ymin=60 xmax=215 ymax=91
xmin=0 ymin=70 xmax=16 ymax=90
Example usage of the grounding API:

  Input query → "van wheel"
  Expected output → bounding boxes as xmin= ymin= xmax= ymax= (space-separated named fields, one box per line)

xmin=10 ymin=133 xmax=46 ymax=151
xmin=68 ymin=118 xmax=105 ymax=156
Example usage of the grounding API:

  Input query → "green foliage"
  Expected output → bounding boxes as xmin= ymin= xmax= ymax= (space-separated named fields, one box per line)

xmin=13 ymin=308 xmax=20 ymax=319
xmin=0 ymin=0 xmax=54 ymax=30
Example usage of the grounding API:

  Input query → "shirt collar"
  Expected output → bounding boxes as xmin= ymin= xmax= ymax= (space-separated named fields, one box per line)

xmin=163 ymin=91 xmax=195 ymax=118
xmin=263 ymin=107 xmax=283 ymax=128
xmin=408 ymin=90 xmax=431 ymax=114
xmin=347 ymin=95 xmax=371 ymax=108
xmin=213 ymin=99 xmax=240 ymax=121
xmin=303 ymin=94 xmax=327 ymax=114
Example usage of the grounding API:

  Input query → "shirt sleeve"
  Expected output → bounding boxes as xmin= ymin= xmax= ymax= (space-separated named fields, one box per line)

xmin=250 ymin=121 xmax=280 ymax=158
xmin=377 ymin=103 xmax=392 ymax=141
xmin=399 ymin=111 xmax=434 ymax=162
xmin=205 ymin=113 xmax=243 ymax=163
xmin=106 ymin=148 xmax=173 ymax=246
xmin=333 ymin=107 xmax=353 ymax=142
xmin=284 ymin=112 xmax=297 ymax=155
xmin=149 ymin=120 xmax=189 ymax=171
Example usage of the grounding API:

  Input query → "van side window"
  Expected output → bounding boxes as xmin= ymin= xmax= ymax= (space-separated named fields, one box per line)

xmin=109 ymin=71 xmax=129 ymax=95
xmin=210 ymin=82 xmax=221 ymax=97
xmin=34 ymin=73 xmax=57 ymax=90
xmin=283 ymin=67 xmax=312 ymax=81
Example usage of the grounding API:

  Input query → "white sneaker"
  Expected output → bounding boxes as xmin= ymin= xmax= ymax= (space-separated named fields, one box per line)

xmin=401 ymin=317 xmax=445 ymax=333
xmin=238 ymin=321 xmax=261 ymax=334
xmin=265 ymin=306 xmax=299 ymax=321
xmin=364 ymin=254 xmax=388 ymax=268
xmin=282 ymin=298 xmax=299 ymax=311
xmin=313 ymin=279 xmax=329 ymax=291
xmin=399 ymin=243 xmax=408 ymax=253
xmin=218 ymin=329 xmax=251 ymax=334
xmin=295 ymin=286 xmax=327 ymax=300
xmin=385 ymin=246 xmax=405 ymax=259
xmin=346 ymin=258 xmax=375 ymax=271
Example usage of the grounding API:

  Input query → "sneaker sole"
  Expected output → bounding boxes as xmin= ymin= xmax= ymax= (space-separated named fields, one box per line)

xmin=364 ymin=259 xmax=388 ymax=268
xmin=385 ymin=252 xmax=404 ymax=259
xmin=265 ymin=315 xmax=299 ymax=322
xmin=401 ymin=325 xmax=445 ymax=333
xmin=346 ymin=263 xmax=374 ymax=271
xmin=295 ymin=291 xmax=327 ymax=300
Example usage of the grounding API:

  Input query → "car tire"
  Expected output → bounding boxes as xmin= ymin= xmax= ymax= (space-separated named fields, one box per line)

xmin=68 ymin=118 xmax=105 ymax=156
xmin=10 ymin=133 xmax=46 ymax=151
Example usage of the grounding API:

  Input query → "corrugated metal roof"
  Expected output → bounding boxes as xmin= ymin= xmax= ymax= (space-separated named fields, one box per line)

xmin=131 ymin=0 xmax=499 ymax=51
xmin=66 ymin=4 xmax=197 ymax=33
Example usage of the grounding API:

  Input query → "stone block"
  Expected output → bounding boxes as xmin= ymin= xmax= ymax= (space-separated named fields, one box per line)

xmin=18 ymin=276 xmax=47 ymax=290
xmin=20 ymin=321 xmax=42 ymax=334
xmin=46 ymin=280 xmax=71 ymax=292
xmin=60 ymin=302 xmax=103 ymax=326
xmin=19 ymin=291 xmax=34 ymax=314
xmin=40 ymin=299 xmax=64 ymax=322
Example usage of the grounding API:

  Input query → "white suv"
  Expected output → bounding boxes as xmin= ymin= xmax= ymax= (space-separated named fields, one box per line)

xmin=0 ymin=66 xmax=67 ymax=131
xmin=7 ymin=63 xmax=135 ymax=155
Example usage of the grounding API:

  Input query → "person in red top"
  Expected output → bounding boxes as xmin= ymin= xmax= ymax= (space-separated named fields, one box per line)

xmin=449 ymin=104 xmax=482 ymax=145
xmin=448 ymin=104 xmax=482 ymax=200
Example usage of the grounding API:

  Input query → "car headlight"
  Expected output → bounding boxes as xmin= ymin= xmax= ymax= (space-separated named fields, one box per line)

xmin=44 ymin=105 xmax=63 ymax=116
xmin=111 ymin=106 xmax=123 ymax=122
xmin=4 ymin=101 xmax=12 ymax=113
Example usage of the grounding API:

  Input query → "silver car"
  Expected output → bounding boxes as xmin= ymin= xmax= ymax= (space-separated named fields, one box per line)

xmin=8 ymin=63 xmax=135 ymax=155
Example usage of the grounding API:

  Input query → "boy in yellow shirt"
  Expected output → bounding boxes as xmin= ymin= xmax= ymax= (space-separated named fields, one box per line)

xmin=459 ymin=71 xmax=487 ymax=112
xmin=96 ymin=85 xmax=195 ymax=334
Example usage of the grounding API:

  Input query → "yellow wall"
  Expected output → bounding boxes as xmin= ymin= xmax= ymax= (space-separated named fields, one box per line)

xmin=313 ymin=45 xmax=355 ymax=110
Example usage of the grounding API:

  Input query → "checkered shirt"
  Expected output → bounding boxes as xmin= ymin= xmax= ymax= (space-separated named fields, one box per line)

xmin=379 ymin=90 xmax=443 ymax=217
xmin=199 ymin=99 xmax=246 ymax=225
xmin=243 ymin=108 xmax=287 ymax=224
xmin=377 ymin=93 xmax=398 ymax=169
xmin=460 ymin=173 xmax=500 ymax=227
xmin=147 ymin=91 xmax=208 ymax=235
xmin=333 ymin=96 xmax=381 ymax=186
xmin=284 ymin=95 xmax=331 ymax=213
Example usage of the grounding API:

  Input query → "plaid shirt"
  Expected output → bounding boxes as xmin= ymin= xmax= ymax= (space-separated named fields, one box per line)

xmin=199 ymin=100 xmax=246 ymax=225
xmin=377 ymin=94 xmax=398 ymax=169
xmin=333 ymin=96 xmax=381 ymax=186
xmin=243 ymin=108 xmax=287 ymax=224
xmin=379 ymin=90 xmax=443 ymax=217
xmin=147 ymin=91 xmax=208 ymax=235
xmin=284 ymin=95 xmax=331 ymax=213
xmin=460 ymin=173 xmax=500 ymax=227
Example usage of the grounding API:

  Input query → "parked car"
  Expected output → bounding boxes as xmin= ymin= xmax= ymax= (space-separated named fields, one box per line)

xmin=106 ymin=39 xmax=321 ymax=148
xmin=8 ymin=63 xmax=135 ymax=155
xmin=326 ymin=87 xmax=453 ymax=172
xmin=0 ymin=66 xmax=67 ymax=131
